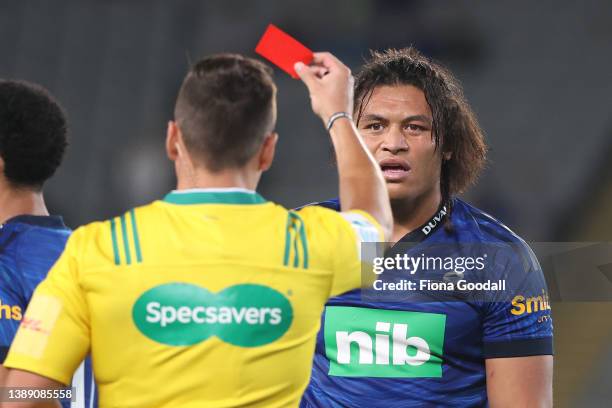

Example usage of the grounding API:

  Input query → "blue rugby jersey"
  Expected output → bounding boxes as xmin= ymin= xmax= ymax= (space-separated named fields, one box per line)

xmin=301 ymin=198 xmax=553 ymax=407
xmin=0 ymin=215 xmax=97 ymax=408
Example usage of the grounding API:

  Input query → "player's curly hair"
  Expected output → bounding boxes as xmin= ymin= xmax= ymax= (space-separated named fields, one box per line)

xmin=354 ymin=48 xmax=487 ymax=225
xmin=0 ymin=80 xmax=68 ymax=190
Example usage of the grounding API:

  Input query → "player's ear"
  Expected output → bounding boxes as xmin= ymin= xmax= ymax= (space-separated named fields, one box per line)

xmin=443 ymin=151 xmax=453 ymax=161
xmin=166 ymin=121 xmax=180 ymax=161
xmin=258 ymin=132 xmax=278 ymax=171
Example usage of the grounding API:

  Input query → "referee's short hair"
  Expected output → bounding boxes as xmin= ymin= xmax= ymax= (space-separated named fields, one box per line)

xmin=354 ymin=48 xmax=487 ymax=202
xmin=174 ymin=54 xmax=277 ymax=172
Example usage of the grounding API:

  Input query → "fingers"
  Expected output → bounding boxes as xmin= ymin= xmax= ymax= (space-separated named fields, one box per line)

xmin=312 ymin=52 xmax=347 ymax=72
xmin=310 ymin=66 xmax=329 ymax=78
xmin=296 ymin=52 xmax=347 ymax=82
xmin=294 ymin=62 xmax=318 ymax=88
xmin=295 ymin=62 xmax=328 ymax=81
xmin=295 ymin=52 xmax=354 ymax=125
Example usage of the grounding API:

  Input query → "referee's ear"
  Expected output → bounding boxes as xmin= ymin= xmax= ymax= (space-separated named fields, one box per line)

xmin=166 ymin=120 xmax=181 ymax=162
xmin=258 ymin=132 xmax=278 ymax=172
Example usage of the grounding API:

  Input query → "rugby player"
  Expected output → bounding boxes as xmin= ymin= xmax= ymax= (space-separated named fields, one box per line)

xmin=0 ymin=80 xmax=96 ymax=407
xmin=300 ymin=48 xmax=553 ymax=407
xmin=2 ymin=53 xmax=392 ymax=407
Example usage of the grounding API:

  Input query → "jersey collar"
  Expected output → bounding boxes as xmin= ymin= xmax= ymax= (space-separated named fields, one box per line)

xmin=396 ymin=201 xmax=449 ymax=244
xmin=382 ymin=202 xmax=449 ymax=258
xmin=163 ymin=188 xmax=266 ymax=205
xmin=2 ymin=215 xmax=67 ymax=229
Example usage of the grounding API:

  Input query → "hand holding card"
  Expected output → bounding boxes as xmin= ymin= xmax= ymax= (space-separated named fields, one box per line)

xmin=255 ymin=24 xmax=314 ymax=78
xmin=294 ymin=52 xmax=354 ymax=127
xmin=254 ymin=25 xmax=353 ymax=125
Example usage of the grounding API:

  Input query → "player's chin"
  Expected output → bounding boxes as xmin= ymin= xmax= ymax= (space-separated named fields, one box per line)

xmin=385 ymin=182 xmax=414 ymax=201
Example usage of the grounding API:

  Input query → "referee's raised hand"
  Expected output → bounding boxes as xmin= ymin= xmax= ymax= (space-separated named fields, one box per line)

xmin=294 ymin=52 xmax=354 ymax=127
xmin=294 ymin=52 xmax=392 ymax=243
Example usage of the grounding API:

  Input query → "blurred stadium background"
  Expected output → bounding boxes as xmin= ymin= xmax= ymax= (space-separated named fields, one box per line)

xmin=1 ymin=1 xmax=611 ymax=406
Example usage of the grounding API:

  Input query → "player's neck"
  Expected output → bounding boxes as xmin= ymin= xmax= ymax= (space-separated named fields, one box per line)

xmin=390 ymin=188 xmax=442 ymax=242
xmin=0 ymin=184 xmax=49 ymax=224
xmin=175 ymin=168 xmax=259 ymax=192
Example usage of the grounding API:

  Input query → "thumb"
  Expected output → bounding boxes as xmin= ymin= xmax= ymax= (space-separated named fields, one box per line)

xmin=294 ymin=62 xmax=317 ymax=88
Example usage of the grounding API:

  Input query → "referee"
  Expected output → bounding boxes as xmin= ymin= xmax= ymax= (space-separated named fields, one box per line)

xmin=2 ymin=53 xmax=391 ymax=408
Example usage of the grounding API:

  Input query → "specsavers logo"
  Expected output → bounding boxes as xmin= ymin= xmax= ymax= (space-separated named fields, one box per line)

xmin=325 ymin=306 xmax=446 ymax=378
xmin=132 ymin=283 xmax=293 ymax=347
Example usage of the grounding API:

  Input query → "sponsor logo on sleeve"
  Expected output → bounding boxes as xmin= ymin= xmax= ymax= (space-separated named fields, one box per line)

xmin=510 ymin=290 xmax=552 ymax=315
xmin=0 ymin=301 xmax=22 ymax=320
xmin=10 ymin=295 xmax=61 ymax=358
xmin=510 ymin=290 xmax=552 ymax=323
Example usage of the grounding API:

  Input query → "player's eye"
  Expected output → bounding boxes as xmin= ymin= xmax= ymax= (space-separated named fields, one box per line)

xmin=405 ymin=123 xmax=426 ymax=133
xmin=364 ymin=123 xmax=384 ymax=131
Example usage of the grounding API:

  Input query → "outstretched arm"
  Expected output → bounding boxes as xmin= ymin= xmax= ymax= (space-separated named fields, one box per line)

xmin=295 ymin=53 xmax=392 ymax=240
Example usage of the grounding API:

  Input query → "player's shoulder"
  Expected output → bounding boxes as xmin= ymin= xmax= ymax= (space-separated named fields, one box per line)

xmin=452 ymin=199 xmax=537 ymax=267
xmin=1 ymin=216 xmax=70 ymax=246
xmin=16 ymin=222 xmax=70 ymax=250
xmin=295 ymin=199 xmax=382 ymax=243
xmin=295 ymin=198 xmax=340 ymax=212
xmin=0 ymin=223 xmax=20 ymax=278
xmin=2 ymin=216 xmax=70 ymax=268
xmin=453 ymin=199 xmax=525 ymax=245
xmin=294 ymin=199 xmax=358 ymax=233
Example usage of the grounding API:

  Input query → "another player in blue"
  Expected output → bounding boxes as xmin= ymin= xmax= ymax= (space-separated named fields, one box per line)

xmin=0 ymin=80 xmax=96 ymax=407
xmin=300 ymin=48 xmax=553 ymax=407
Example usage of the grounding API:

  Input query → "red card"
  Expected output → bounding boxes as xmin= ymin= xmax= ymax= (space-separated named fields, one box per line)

xmin=255 ymin=24 xmax=313 ymax=79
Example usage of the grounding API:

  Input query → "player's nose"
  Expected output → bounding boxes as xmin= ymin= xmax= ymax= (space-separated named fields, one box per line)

xmin=381 ymin=126 xmax=409 ymax=154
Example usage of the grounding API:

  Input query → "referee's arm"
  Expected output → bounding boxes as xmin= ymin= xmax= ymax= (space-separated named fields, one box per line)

xmin=295 ymin=53 xmax=392 ymax=240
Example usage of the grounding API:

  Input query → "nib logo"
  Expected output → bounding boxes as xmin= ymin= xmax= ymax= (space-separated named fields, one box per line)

xmin=325 ymin=307 xmax=446 ymax=378
xmin=336 ymin=322 xmax=431 ymax=366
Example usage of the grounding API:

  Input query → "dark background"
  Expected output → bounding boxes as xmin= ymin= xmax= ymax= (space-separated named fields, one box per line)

xmin=2 ymin=1 xmax=611 ymax=406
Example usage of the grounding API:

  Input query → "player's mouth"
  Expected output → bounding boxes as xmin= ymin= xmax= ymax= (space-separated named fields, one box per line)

xmin=379 ymin=158 xmax=411 ymax=181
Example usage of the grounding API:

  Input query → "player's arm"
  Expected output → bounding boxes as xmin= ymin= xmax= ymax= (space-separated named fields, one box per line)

xmin=295 ymin=53 xmax=392 ymax=240
xmin=2 ymin=229 xmax=90 ymax=395
xmin=0 ymin=263 xmax=26 ymax=385
xmin=1 ymin=370 xmax=63 ymax=408
xmin=482 ymin=245 xmax=554 ymax=407
xmin=486 ymin=356 xmax=553 ymax=407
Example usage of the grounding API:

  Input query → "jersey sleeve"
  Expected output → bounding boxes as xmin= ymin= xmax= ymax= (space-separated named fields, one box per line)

xmin=3 ymin=227 xmax=90 ymax=385
xmin=330 ymin=210 xmax=384 ymax=297
xmin=297 ymin=207 xmax=384 ymax=298
xmin=482 ymin=242 xmax=553 ymax=358
xmin=0 ymin=263 xmax=25 ymax=363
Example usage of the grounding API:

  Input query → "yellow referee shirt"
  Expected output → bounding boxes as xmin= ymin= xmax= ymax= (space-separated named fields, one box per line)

xmin=5 ymin=189 xmax=382 ymax=407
